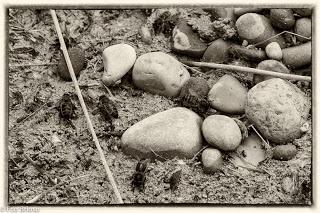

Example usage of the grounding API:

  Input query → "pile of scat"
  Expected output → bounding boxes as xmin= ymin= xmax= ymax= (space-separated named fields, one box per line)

xmin=58 ymin=7 xmax=312 ymax=174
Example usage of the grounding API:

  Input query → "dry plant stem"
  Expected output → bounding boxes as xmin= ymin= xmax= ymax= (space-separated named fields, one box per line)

xmin=26 ymin=174 xmax=90 ymax=204
xmin=249 ymin=125 xmax=270 ymax=149
xmin=253 ymin=31 xmax=311 ymax=47
xmin=9 ymin=101 xmax=50 ymax=131
xmin=182 ymin=61 xmax=311 ymax=82
xmin=50 ymin=10 xmax=123 ymax=204
xmin=191 ymin=145 xmax=209 ymax=161
xmin=9 ymin=62 xmax=58 ymax=67
xmin=149 ymin=147 xmax=168 ymax=161
xmin=181 ymin=63 xmax=203 ymax=75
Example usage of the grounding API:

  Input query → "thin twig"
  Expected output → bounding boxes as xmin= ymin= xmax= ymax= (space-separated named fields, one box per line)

xmin=248 ymin=125 xmax=270 ymax=149
xmin=180 ymin=63 xmax=203 ymax=75
xmin=9 ymin=100 xmax=50 ymax=131
xmin=26 ymin=174 xmax=90 ymax=204
xmin=9 ymin=62 xmax=58 ymax=67
xmin=101 ymin=81 xmax=125 ymax=103
xmin=181 ymin=61 xmax=311 ymax=82
xmin=149 ymin=147 xmax=168 ymax=161
xmin=191 ymin=145 xmax=209 ymax=162
xmin=252 ymin=31 xmax=311 ymax=47
xmin=50 ymin=10 xmax=123 ymax=204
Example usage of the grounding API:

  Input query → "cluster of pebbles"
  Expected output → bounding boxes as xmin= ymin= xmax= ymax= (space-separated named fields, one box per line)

xmin=57 ymin=7 xmax=312 ymax=174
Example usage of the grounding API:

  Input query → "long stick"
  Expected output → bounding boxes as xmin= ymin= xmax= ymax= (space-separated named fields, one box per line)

xmin=50 ymin=10 xmax=123 ymax=204
xmin=181 ymin=61 xmax=311 ymax=82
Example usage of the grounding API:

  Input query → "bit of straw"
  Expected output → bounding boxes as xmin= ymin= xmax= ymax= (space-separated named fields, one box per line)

xmin=50 ymin=10 xmax=123 ymax=204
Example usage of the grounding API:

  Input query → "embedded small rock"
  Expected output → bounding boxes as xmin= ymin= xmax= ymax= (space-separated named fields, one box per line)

xmin=57 ymin=47 xmax=85 ymax=81
xmin=121 ymin=107 xmax=203 ymax=160
xmin=102 ymin=43 xmax=136 ymax=86
xmin=139 ymin=25 xmax=153 ymax=44
xmin=208 ymin=74 xmax=247 ymax=114
xmin=246 ymin=78 xmax=311 ymax=144
xmin=202 ymin=115 xmax=242 ymax=151
xmin=201 ymin=148 xmax=224 ymax=174
xmin=202 ymin=38 xmax=231 ymax=64
xmin=294 ymin=18 xmax=311 ymax=42
xmin=270 ymin=9 xmax=295 ymax=30
xmin=254 ymin=60 xmax=290 ymax=84
xmin=132 ymin=52 xmax=190 ymax=97
xmin=172 ymin=20 xmax=207 ymax=58
xmin=265 ymin=42 xmax=283 ymax=61
xmin=273 ymin=144 xmax=297 ymax=161
xmin=293 ymin=8 xmax=312 ymax=17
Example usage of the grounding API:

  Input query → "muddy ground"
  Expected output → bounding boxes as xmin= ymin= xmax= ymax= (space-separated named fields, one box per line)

xmin=8 ymin=8 xmax=312 ymax=205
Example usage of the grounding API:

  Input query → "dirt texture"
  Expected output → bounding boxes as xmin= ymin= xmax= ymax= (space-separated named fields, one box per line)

xmin=8 ymin=8 xmax=312 ymax=205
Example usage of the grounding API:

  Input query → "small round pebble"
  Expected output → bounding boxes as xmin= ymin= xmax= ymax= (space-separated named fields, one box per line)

xmin=57 ymin=47 xmax=85 ymax=81
xmin=273 ymin=144 xmax=297 ymax=161
xmin=139 ymin=25 xmax=153 ymax=44
xmin=265 ymin=42 xmax=283 ymax=61
xmin=202 ymin=115 xmax=242 ymax=151
xmin=201 ymin=148 xmax=224 ymax=174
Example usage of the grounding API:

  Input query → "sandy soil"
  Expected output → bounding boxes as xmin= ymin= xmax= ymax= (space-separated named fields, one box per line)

xmin=8 ymin=8 xmax=312 ymax=205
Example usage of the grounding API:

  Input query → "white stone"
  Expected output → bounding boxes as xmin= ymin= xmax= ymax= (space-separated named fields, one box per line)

xmin=202 ymin=115 xmax=242 ymax=151
xmin=121 ymin=107 xmax=203 ymax=160
xmin=102 ymin=43 xmax=136 ymax=86
xmin=246 ymin=78 xmax=310 ymax=144
xmin=132 ymin=52 xmax=190 ymax=97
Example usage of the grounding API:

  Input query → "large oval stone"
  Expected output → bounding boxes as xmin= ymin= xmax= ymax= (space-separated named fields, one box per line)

xmin=208 ymin=74 xmax=248 ymax=114
xmin=121 ymin=107 xmax=203 ymax=160
xmin=202 ymin=115 xmax=242 ymax=151
xmin=102 ymin=43 xmax=136 ymax=86
xmin=132 ymin=52 xmax=190 ymax=97
xmin=235 ymin=13 xmax=286 ymax=48
xmin=246 ymin=78 xmax=310 ymax=144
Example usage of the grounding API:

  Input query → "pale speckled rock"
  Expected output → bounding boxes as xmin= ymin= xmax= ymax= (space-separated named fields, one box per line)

xmin=121 ymin=107 xmax=203 ymax=160
xmin=132 ymin=52 xmax=190 ymax=97
xmin=265 ymin=42 xmax=283 ymax=61
xmin=294 ymin=18 xmax=312 ymax=42
xmin=202 ymin=115 xmax=242 ymax=151
xmin=201 ymin=148 xmax=224 ymax=174
xmin=246 ymin=78 xmax=310 ymax=144
xmin=235 ymin=13 xmax=286 ymax=48
xmin=254 ymin=60 xmax=290 ymax=85
xmin=208 ymin=74 xmax=248 ymax=114
xmin=102 ymin=43 xmax=136 ymax=86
